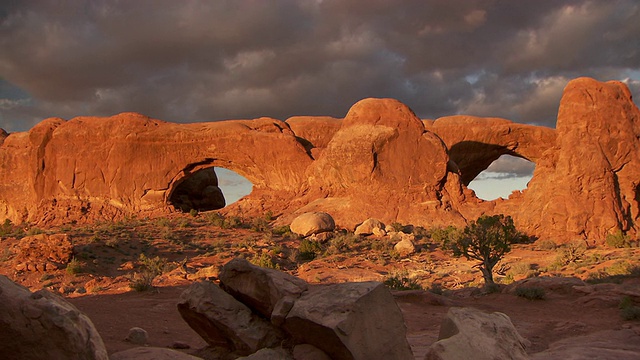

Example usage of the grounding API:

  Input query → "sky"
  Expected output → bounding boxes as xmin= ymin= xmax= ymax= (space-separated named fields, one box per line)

xmin=1 ymin=0 xmax=639 ymax=202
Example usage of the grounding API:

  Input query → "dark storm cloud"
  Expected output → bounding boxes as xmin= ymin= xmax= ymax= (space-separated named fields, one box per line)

xmin=1 ymin=0 xmax=639 ymax=137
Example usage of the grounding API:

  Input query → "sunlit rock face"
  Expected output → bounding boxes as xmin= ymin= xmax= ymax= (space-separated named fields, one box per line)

xmin=0 ymin=77 xmax=638 ymax=243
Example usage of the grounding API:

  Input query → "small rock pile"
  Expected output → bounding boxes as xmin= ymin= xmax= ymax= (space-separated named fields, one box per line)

xmin=177 ymin=257 xmax=415 ymax=359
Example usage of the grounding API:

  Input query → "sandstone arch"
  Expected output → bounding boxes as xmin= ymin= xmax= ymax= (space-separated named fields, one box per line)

xmin=426 ymin=116 xmax=556 ymax=185
xmin=0 ymin=113 xmax=312 ymax=224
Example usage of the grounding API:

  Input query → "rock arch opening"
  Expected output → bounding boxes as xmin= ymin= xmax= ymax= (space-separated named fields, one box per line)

xmin=167 ymin=167 xmax=253 ymax=212
xmin=467 ymin=155 xmax=535 ymax=201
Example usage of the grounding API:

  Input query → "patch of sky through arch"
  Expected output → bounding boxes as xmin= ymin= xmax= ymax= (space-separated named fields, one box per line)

xmin=215 ymin=167 xmax=253 ymax=205
xmin=467 ymin=155 xmax=535 ymax=201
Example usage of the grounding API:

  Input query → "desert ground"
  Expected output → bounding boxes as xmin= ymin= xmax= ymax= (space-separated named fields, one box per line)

xmin=1 ymin=211 xmax=639 ymax=359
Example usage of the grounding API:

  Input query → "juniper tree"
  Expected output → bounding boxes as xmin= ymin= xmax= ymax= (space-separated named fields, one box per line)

xmin=449 ymin=214 xmax=526 ymax=285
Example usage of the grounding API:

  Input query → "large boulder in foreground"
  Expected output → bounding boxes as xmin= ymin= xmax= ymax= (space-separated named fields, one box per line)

xmin=219 ymin=258 xmax=308 ymax=319
xmin=0 ymin=275 xmax=108 ymax=360
xmin=283 ymin=281 xmax=414 ymax=360
xmin=177 ymin=281 xmax=284 ymax=355
xmin=425 ymin=307 xmax=529 ymax=360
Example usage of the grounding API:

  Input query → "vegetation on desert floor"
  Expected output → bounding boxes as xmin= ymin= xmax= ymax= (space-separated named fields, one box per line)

xmin=0 ymin=212 xmax=639 ymax=319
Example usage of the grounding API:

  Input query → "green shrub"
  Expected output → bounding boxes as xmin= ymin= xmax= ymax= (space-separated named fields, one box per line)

xmin=606 ymin=230 xmax=631 ymax=248
xmin=65 ymin=257 xmax=83 ymax=275
xmin=155 ymin=217 xmax=171 ymax=227
xmin=619 ymin=296 xmax=640 ymax=320
xmin=605 ymin=260 xmax=633 ymax=276
xmin=383 ymin=271 xmax=422 ymax=291
xmin=390 ymin=222 xmax=404 ymax=232
xmin=129 ymin=254 xmax=170 ymax=291
xmin=189 ymin=209 xmax=199 ymax=217
xmin=297 ymin=239 xmax=322 ymax=261
xmin=272 ymin=225 xmax=292 ymax=236
xmin=250 ymin=217 xmax=270 ymax=232
xmin=515 ymin=287 xmax=545 ymax=300
xmin=429 ymin=225 xmax=461 ymax=249
xmin=250 ymin=253 xmax=280 ymax=269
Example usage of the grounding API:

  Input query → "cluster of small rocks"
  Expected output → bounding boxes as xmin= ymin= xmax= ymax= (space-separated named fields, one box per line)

xmin=290 ymin=212 xmax=418 ymax=256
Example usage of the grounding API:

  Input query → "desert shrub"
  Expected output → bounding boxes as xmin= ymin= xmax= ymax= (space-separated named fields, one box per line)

xmin=412 ymin=226 xmax=429 ymax=239
xmin=606 ymin=230 xmax=631 ymax=248
xmin=389 ymin=222 xmax=404 ymax=232
xmin=557 ymin=240 xmax=587 ymax=265
xmin=619 ymin=296 xmax=640 ymax=321
xmin=155 ymin=217 xmax=171 ymax=227
xmin=0 ymin=247 xmax=12 ymax=262
xmin=297 ymin=239 xmax=322 ymax=261
xmin=224 ymin=216 xmax=245 ymax=229
xmin=515 ymin=287 xmax=545 ymax=300
xmin=371 ymin=238 xmax=394 ymax=252
xmin=263 ymin=211 xmax=274 ymax=221
xmin=175 ymin=218 xmax=191 ymax=228
xmin=206 ymin=212 xmax=226 ymax=227
xmin=605 ymin=260 xmax=634 ymax=276
xmin=250 ymin=217 xmax=270 ymax=233
xmin=189 ymin=209 xmax=199 ymax=217
xmin=536 ymin=239 xmax=557 ymax=251
xmin=509 ymin=262 xmax=532 ymax=276
xmin=272 ymin=225 xmax=292 ymax=236
xmin=383 ymin=271 xmax=422 ymax=291
xmin=65 ymin=257 xmax=83 ymax=275
xmin=250 ymin=252 xmax=280 ymax=269
xmin=129 ymin=254 xmax=170 ymax=291
xmin=429 ymin=225 xmax=461 ymax=249
xmin=0 ymin=219 xmax=14 ymax=237
xmin=448 ymin=214 xmax=527 ymax=285
xmin=26 ymin=227 xmax=45 ymax=236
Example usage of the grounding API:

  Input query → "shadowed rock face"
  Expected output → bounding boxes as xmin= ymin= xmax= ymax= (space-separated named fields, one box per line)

xmin=0 ymin=77 xmax=638 ymax=243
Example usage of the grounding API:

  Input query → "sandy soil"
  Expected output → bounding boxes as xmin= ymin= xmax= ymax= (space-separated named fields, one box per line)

xmin=1 ymin=213 xmax=639 ymax=358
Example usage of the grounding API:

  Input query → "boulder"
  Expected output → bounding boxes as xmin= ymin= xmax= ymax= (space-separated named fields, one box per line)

xmin=177 ymin=280 xmax=284 ymax=355
xmin=394 ymin=236 xmax=416 ymax=256
xmin=284 ymin=281 xmax=413 ymax=360
xmin=0 ymin=275 xmax=108 ymax=360
xmin=218 ymin=257 xmax=308 ymax=319
xmin=110 ymin=347 xmax=203 ymax=360
xmin=425 ymin=307 xmax=529 ymax=360
xmin=290 ymin=212 xmax=335 ymax=236
xmin=354 ymin=218 xmax=386 ymax=236
xmin=13 ymin=233 xmax=73 ymax=272
xmin=125 ymin=327 xmax=148 ymax=345
xmin=531 ymin=329 xmax=640 ymax=360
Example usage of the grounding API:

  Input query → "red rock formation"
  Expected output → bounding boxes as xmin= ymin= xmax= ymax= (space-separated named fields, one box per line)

xmin=0 ymin=77 xmax=638 ymax=243
xmin=0 ymin=113 xmax=312 ymax=224
xmin=510 ymin=78 xmax=640 ymax=242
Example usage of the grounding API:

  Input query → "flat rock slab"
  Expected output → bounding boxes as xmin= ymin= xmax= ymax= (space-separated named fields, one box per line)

xmin=531 ymin=329 xmax=640 ymax=360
